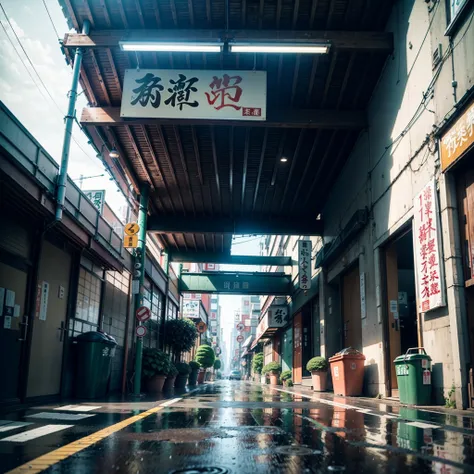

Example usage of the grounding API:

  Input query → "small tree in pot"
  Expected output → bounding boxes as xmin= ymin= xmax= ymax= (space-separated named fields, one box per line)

xmin=188 ymin=361 xmax=201 ymax=385
xmin=142 ymin=348 xmax=171 ymax=392
xmin=174 ymin=362 xmax=191 ymax=390
xmin=280 ymin=370 xmax=293 ymax=387
xmin=163 ymin=363 xmax=178 ymax=391
xmin=252 ymin=353 xmax=264 ymax=383
xmin=213 ymin=358 xmax=221 ymax=378
xmin=263 ymin=361 xmax=282 ymax=386
xmin=195 ymin=345 xmax=215 ymax=384
xmin=307 ymin=356 xmax=329 ymax=392
xmin=165 ymin=318 xmax=198 ymax=362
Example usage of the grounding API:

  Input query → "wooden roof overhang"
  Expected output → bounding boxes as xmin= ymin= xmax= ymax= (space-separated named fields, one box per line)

xmin=59 ymin=0 xmax=394 ymax=254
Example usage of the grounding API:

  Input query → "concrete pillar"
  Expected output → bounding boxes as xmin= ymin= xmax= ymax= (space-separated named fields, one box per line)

xmin=438 ymin=172 xmax=470 ymax=408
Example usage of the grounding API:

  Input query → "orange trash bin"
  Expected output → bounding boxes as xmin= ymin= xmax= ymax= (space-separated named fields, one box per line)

xmin=329 ymin=348 xmax=366 ymax=396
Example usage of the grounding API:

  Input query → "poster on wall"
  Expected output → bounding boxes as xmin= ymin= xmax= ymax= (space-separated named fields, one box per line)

xmin=413 ymin=180 xmax=446 ymax=313
xmin=298 ymin=240 xmax=312 ymax=290
xmin=39 ymin=281 xmax=49 ymax=321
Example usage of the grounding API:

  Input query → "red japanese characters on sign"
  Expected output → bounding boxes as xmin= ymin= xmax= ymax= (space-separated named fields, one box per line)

xmin=298 ymin=240 xmax=312 ymax=290
xmin=413 ymin=180 xmax=445 ymax=313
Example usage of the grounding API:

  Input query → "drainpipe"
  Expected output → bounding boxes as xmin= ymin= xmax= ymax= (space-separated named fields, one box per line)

xmin=55 ymin=19 xmax=91 ymax=221
xmin=133 ymin=185 xmax=150 ymax=397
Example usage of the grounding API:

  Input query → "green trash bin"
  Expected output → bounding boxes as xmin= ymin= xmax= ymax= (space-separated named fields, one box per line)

xmin=394 ymin=347 xmax=432 ymax=405
xmin=75 ymin=332 xmax=117 ymax=399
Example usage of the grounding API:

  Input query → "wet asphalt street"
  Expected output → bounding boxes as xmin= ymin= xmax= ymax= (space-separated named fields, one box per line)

xmin=1 ymin=381 xmax=474 ymax=473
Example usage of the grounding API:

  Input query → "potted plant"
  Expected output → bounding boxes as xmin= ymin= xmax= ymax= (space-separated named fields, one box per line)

xmin=163 ymin=363 xmax=178 ymax=391
xmin=174 ymin=362 xmax=191 ymax=389
xmin=195 ymin=345 xmax=215 ymax=384
xmin=307 ymin=356 xmax=329 ymax=392
xmin=280 ymin=370 xmax=293 ymax=387
xmin=142 ymin=348 xmax=171 ymax=392
xmin=164 ymin=318 xmax=198 ymax=362
xmin=188 ymin=361 xmax=200 ymax=385
xmin=252 ymin=353 xmax=264 ymax=383
xmin=263 ymin=362 xmax=282 ymax=386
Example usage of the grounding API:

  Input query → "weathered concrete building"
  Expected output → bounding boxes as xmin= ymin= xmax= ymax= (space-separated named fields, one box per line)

xmin=258 ymin=0 xmax=474 ymax=408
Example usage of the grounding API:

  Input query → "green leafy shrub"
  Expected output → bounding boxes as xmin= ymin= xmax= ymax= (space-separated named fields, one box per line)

xmin=142 ymin=349 xmax=171 ymax=378
xmin=306 ymin=357 xmax=329 ymax=372
xmin=280 ymin=370 xmax=292 ymax=383
xmin=286 ymin=380 xmax=294 ymax=387
xmin=445 ymin=383 xmax=456 ymax=409
xmin=189 ymin=360 xmax=201 ymax=372
xmin=167 ymin=363 xmax=178 ymax=377
xmin=195 ymin=345 xmax=216 ymax=369
xmin=214 ymin=359 xmax=222 ymax=370
xmin=252 ymin=353 xmax=264 ymax=374
xmin=165 ymin=318 xmax=198 ymax=361
xmin=262 ymin=361 xmax=281 ymax=374
xmin=175 ymin=362 xmax=191 ymax=375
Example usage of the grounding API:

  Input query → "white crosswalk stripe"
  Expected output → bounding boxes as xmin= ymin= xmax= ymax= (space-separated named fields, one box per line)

xmin=54 ymin=405 xmax=101 ymax=412
xmin=1 ymin=424 xmax=73 ymax=442
xmin=0 ymin=421 xmax=33 ymax=433
xmin=27 ymin=412 xmax=95 ymax=421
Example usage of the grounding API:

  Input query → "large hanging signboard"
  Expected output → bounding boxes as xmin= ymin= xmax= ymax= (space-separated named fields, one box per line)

xmin=298 ymin=240 xmax=312 ymax=290
xmin=182 ymin=300 xmax=200 ymax=319
xmin=121 ymin=69 xmax=267 ymax=121
xmin=413 ymin=180 xmax=445 ymax=313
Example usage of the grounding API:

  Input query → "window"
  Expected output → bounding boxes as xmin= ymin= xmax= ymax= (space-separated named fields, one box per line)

xmin=445 ymin=0 xmax=472 ymax=35
xmin=167 ymin=302 xmax=178 ymax=320
xmin=70 ymin=266 xmax=103 ymax=338
xmin=142 ymin=278 xmax=164 ymax=348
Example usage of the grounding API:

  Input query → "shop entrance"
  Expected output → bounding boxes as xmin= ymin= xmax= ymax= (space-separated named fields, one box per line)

xmin=282 ymin=326 xmax=293 ymax=372
xmin=384 ymin=228 xmax=418 ymax=397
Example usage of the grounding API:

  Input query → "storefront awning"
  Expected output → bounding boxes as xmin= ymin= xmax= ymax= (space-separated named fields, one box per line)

xmin=241 ymin=349 xmax=250 ymax=358
xmin=253 ymin=304 xmax=289 ymax=346
xmin=242 ymin=335 xmax=253 ymax=349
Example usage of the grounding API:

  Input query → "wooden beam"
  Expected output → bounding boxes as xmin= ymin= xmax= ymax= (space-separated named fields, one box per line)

xmin=63 ymin=29 xmax=394 ymax=53
xmin=188 ymin=0 xmax=194 ymax=25
xmin=81 ymin=107 xmax=367 ymax=130
xmin=99 ymin=0 xmax=111 ymax=27
xmin=241 ymin=128 xmax=250 ymax=212
xmin=89 ymin=50 xmax=111 ymax=105
xmin=310 ymin=0 xmax=319 ymax=28
xmin=253 ymin=129 xmax=268 ymax=211
xmin=191 ymin=126 xmax=204 ymax=186
xmin=271 ymin=131 xmax=287 ymax=186
xmin=134 ymin=0 xmax=146 ymax=28
xmin=148 ymin=215 xmax=323 ymax=235
xmin=124 ymin=125 xmax=154 ymax=188
xmin=117 ymin=0 xmax=129 ymax=28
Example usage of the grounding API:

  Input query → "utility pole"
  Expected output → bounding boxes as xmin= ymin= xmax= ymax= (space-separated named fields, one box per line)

xmin=133 ymin=185 xmax=149 ymax=397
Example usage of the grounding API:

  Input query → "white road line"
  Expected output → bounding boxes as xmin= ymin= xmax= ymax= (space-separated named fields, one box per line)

xmin=160 ymin=397 xmax=183 ymax=407
xmin=0 ymin=421 xmax=33 ymax=433
xmin=54 ymin=405 xmax=102 ymax=412
xmin=404 ymin=421 xmax=440 ymax=430
xmin=27 ymin=412 xmax=95 ymax=421
xmin=1 ymin=424 xmax=73 ymax=442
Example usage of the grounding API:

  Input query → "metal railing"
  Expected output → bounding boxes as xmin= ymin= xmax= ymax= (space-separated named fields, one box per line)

xmin=0 ymin=102 xmax=123 ymax=260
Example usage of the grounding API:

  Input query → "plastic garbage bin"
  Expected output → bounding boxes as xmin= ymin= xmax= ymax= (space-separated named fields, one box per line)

xmin=394 ymin=347 xmax=432 ymax=405
xmin=329 ymin=347 xmax=366 ymax=396
xmin=74 ymin=331 xmax=117 ymax=399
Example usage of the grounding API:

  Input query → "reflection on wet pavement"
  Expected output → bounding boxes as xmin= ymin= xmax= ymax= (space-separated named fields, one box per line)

xmin=1 ymin=381 xmax=474 ymax=473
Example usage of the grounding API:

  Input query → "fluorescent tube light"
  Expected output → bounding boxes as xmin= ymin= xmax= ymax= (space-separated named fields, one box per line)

xmin=229 ymin=43 xmax=329 ymax=54
xmin=119 ymin=41 xmax=223 ymax=53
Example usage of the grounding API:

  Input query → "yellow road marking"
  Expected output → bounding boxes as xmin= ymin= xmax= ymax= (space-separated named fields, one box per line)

xmin=7 ymin=401 xmax=172 ymax=473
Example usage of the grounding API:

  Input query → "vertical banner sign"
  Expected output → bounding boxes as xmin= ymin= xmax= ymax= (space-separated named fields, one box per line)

xmin=84 ymin=190 xmax=106 ymax=214
xmin=298 ymin=240 xmax=312 ymax=290
xmin=121 ymin=69 xmax=267 ymax=121
xmin=413 ymin=180 xmax=445 ymax=313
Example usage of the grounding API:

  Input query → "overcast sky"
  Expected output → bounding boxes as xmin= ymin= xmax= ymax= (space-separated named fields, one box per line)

xmin=0 ymin=0 xmax=127 ymax=217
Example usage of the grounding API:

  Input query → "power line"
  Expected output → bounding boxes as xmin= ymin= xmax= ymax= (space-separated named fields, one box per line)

xmin=41 ymin=0 xmax=60 ymax=39
xmin=0 ymin=5 xmax=111 ymax=172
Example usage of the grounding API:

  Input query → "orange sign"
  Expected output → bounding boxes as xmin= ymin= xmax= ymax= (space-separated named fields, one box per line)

xmin=123 ymin=234 xmax=138 ymax=248
xmin=196 ymin=321 xmax=207 ymax=333
xmin=440 ymin=100 xmax=474 ymax=171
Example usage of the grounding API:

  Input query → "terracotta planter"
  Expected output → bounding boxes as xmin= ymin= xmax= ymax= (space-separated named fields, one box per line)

xmin=188 ymin=371 xmax=198 ymax=385
xmin=163 ymin=376 xmax=177 ymax=391
xmin=197 ymin=370 xmax=206 ymax=384
xmin=146 ymin=375 xmax=167 ymax=393
xmin=175 ymin=374 xmax=188 ymax=389
xmin=311 ymin=371 xmax=328 ymax=392
xmin=269 ymin=371 xmax=280 ymax=386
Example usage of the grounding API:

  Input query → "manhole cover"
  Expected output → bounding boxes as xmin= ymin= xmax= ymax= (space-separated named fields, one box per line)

xmin=274 ymin=446 xmax=321 ymax=456
xmin=170 ymin=468 xmax=229 ymax=474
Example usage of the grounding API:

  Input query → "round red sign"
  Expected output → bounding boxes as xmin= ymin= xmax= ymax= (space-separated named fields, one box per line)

xmin=236 ymin=334 xmax=244 ymax=343
xmin=236 ymin=322 xmax=244 ymax=331
xmin=136 ymin=325 xmax=147 ymax=338
xmin=196 ymin=321 xmax=207 ymax=333
xmin=136 ymin=306 xmax=151 ymax=322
